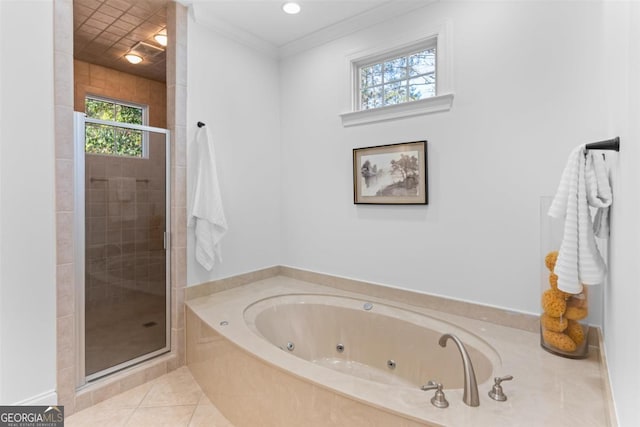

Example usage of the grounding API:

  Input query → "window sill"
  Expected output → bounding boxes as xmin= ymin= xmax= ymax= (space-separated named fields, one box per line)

xmin=339 ymin=93 xmax=454 ymax=127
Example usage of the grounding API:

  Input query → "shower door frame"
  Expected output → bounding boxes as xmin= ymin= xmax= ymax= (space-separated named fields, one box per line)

xmin=73 ymin=112 xmax=172 ymax=387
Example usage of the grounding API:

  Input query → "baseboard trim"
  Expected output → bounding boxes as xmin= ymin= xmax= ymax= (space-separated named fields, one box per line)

xmin=12 ymin=390 xmax=58 ymax=406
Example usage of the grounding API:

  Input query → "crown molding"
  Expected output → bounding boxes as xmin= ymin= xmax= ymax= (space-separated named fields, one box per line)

xmin=190 ymin=1 xmax=436 ymax=60
xmin=278 ymin=1 xmax=436 ymax=59
xmin=191 ymin=3 xmax=280 ymax=59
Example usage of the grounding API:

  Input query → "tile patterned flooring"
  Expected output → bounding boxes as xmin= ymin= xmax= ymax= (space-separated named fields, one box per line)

xmin=66 ymin=367 xmax=234 ymax=426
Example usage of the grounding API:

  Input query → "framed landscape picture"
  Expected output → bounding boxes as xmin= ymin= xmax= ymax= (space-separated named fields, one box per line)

xmin=353 ymin=141 xmax=427 ymax=205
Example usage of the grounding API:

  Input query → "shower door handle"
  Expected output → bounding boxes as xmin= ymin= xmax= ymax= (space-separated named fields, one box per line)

xmin=163 ymin=231 xmax=167 ymax=250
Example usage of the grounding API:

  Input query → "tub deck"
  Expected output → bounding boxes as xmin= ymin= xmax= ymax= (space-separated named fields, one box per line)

xmin=186 ymin=276 xmax=611 ymax=427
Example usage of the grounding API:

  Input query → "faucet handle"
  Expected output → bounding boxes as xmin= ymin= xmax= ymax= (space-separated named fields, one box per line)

xmin=421 ymin=381 xmax=449 ymax=408
xmin=488 ymin=375 xmax=513 ymax=401
xmin=420 ymin=380 xmax=438 ymax=391
xmin=495 ymin=375 xmax=513 ymax=384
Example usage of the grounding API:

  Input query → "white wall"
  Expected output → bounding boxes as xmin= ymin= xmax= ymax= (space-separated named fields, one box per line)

xmin=602 ymin=2 xmax=640 ymax=426
xmin=0 ymin=1 xmax=57 ymax=404
xmin=186 ymin=13 xmax=282 ymax=285
xmin=280 ymin=1 xmax=608 ymax=317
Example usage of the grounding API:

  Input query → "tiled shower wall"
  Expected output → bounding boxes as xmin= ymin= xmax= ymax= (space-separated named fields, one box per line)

xmin=74 ymin=59 xmax=166 ymax=128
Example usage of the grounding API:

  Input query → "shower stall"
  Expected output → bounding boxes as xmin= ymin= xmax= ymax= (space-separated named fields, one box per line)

xmin=73 ymin=112 xmax=171 ymax=385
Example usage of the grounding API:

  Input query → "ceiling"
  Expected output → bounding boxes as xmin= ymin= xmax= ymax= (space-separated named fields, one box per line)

xmin=74 ymin=0 xmax=169 ymax=82
xmin=73 ymin=0 xmax=428 ymax=80
xmin=192 ymin=1 xmax=389 ymax=47
xmin=191 ymin=1 xmax=429 ymax=57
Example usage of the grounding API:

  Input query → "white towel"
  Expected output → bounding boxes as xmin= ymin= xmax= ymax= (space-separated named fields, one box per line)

xmin=586 ymin=153 xmax=612 ymax=238
xmin=108 ymin=177 xmax=136 ymax=202
xmin=108 ymin=177 xmax=137 ymax=221
xmin=548 ymin=145 xmax=611 ymax=294
xmin=188 ymin=127 xmax=228 ymax=271
xmin=119 ymin=177 xmax=137 ymax=202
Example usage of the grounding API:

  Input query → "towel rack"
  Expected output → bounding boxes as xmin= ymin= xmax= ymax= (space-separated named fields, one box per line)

xmin=90 ymin=178 xmax=149 ymax=183
xmin=585 ymin=137 xmax=619 ymax=151
xmin=197 ymin=121 xmax=206 ymax=128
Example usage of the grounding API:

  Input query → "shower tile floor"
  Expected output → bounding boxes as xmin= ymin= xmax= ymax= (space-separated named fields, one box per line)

xmin=65 ymin=367 xmax=235 ymax=427
xmin=85 ymin=287 xmax=166 ymax=375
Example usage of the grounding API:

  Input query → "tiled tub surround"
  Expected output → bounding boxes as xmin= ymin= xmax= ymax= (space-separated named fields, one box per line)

xmin=186 ymin=276 xmax=611 ymax=427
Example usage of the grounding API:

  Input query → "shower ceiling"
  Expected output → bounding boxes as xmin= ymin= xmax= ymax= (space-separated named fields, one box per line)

xmin=74 ymin=0 xmax=169 ymax=82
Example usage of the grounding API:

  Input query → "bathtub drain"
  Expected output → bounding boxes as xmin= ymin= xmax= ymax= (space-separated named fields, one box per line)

xmin=286 ymin=342 xmax=295 ymax=351
xmin=336 ymin=344 xmax=345 ymax=353
xmin=387 ymin=359 xmax=396 ymax=369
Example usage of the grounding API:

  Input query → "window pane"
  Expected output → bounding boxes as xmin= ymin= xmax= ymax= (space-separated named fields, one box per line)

xmin=384 ymin=57 xmax=406 ymax=83
xmin=361 ymin=64 xmax=383 ymax=88
xmin=116 ymin=105 xmax=143 ymax=125
xmin=115 ymin=128 xmax=143 ymax=157
xmin=409 ymin=76 xmax=436 ymax=100
xmin=85 ymin=124 xmax=115 ymax=154
xmin=361 ymin=86 xmax=383 ymax=110
xmin=384 ymin=81 xmax=407 ymax=105
xmin=86 ymin=99 xmax=116 ymax=121
xmin=408 ymin=48 xmax=436 ymax=77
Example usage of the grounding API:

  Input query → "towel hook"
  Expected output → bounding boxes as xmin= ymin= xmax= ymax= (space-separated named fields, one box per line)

xmin=585 ymin=137 xmax=619 ymax=152
xmin=197 ymin=121 xmax=206 ymax=128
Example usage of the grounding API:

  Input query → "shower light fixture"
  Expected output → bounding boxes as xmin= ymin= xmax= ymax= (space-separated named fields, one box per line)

xmin=124 ymin=53 xmax=143 ymax=64
xmin=154 ymin=30 xmax=168 ymax=47
xmin=282 ymin=2 xmax=301 ymax=14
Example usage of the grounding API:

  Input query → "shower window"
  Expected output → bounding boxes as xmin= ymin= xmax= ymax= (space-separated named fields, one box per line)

xmin=85 ymin=96 xmax=148 ymax=157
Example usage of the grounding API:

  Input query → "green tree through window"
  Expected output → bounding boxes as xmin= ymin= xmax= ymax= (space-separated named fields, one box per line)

xmin=85 ymin=97 xmax=146 ymax=157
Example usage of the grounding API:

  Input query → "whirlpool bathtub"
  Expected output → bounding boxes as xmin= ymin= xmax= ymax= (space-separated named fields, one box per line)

xmin=186 ymin=276 xmax=504 ymax=426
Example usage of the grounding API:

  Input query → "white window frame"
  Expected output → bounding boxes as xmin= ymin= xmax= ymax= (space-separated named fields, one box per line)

xmin=340 ymin=21 xmax=454 ymax=127
xmin=84 ymin=94 xmax=150 ymax=158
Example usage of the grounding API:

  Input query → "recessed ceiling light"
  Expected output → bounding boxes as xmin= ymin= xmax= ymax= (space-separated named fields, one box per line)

xmin=154 ymin=31 xmax=167 ymax=47
xmin=124 ymin=53 xmax=143 ymax=64
xmin=282 ymin=2 xmax=301 ymax=15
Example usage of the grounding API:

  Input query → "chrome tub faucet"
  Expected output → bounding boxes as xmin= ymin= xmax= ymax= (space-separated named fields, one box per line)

xmin=438 ymin=333 xmax=480 ymax=407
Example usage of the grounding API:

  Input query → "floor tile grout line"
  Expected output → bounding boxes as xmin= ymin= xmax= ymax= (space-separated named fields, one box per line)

xmin=69 ymin=369 xmax=206 ymax=425
xmin=121 ymin=376 xmax=161 ymax=426
xmin=122 ymin=395 xmax=145 ymax=427
xmin=126 ymin=405 xmax=198 ymax=427
xmin=121 ymin=406 xmax=137 ymax=427
xmin=134 ymin=376 xmax=161 ymax=410
xmin=136 ymin=402 xmax=203 ymax=409
xmin=185 ymin=403 xmax=198 ymax=427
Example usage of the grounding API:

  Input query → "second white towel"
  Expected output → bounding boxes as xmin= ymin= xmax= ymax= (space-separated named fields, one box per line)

xmin=548 ymin=145 xmax=611 ymax=294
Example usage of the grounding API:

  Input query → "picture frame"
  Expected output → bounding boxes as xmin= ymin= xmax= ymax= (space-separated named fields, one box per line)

xmin=353 ymin=140 xmax=427 ymax=205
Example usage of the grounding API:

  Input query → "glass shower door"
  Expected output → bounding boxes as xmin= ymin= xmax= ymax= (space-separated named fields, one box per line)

xmin=74 ymin=112 xmax=170 ymax=382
